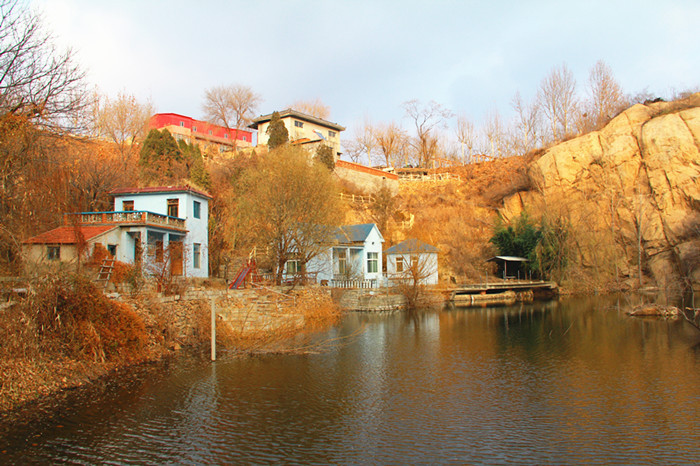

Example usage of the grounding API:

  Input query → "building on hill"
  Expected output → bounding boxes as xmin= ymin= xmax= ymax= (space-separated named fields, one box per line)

xmin=249 ymin=109 xmax=345 ymax=159
xmin=385 ymin=238 xmax=439 ymax=285
xmin=149 ymin=113 xmax=252 ymax=154
xmin=23 ymin=186 xmax=210 ymax=279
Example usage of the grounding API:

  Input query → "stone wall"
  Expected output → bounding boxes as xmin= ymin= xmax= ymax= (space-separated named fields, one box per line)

xmin=335 ymin=160 xmax=399 ymax=195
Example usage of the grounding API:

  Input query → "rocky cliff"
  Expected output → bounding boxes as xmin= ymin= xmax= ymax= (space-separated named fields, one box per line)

xmin=501 ymin=94 xmax=700 ymax=291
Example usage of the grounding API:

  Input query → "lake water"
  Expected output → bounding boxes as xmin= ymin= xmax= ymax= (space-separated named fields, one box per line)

xmin=2 ymin=295 xmax=700 ymax=464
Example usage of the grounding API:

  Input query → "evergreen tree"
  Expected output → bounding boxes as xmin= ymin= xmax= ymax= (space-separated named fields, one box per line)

xmin=266 ymin=111 xmax=288 ymax=149
xmin=178 ymin=140 xmax=211 ymax=190
xmin=139 ymin=129 xmax=186 ymax=184
xmin=315 ymin=144 xmax=335 ymax=170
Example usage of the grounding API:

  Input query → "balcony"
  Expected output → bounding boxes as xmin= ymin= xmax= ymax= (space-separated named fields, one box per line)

xmin=64 ymin=211 xmax=187 ymax=231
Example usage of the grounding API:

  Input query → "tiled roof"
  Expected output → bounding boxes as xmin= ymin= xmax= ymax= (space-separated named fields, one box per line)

xmin=385 ymin=238 xmax=439 ymax=254
xmin=334 ymin=223 xmax=380 ymax=244
xmin=23 ymin=225 xmax=116 ymax=244
xmin=110 ymin=186 xmax=212 ymax=199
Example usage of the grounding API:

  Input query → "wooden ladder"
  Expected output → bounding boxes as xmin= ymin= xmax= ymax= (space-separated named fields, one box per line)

xmin=96 ymin=258 xmax=116 ymax=289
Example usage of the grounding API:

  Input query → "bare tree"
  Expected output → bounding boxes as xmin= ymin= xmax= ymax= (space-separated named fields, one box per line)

xmin=289 ymin=98 xmax=330 ymax=119
xmin=585 ymin=60 xmax=627 ymax=131
xmin=348 ymin=118 xmax=377 ymax=167
xmin=238 ymin=145 xmax=343 ymax=284
xmin=455 ymin=116 xmax=477 ymax=164
xmin=482 ymin=109 xmax=506 ymax=158
xmin=374 ymin=121 xmax=408 ymax=168
xmin=510 ymin=91 xmax=541 ymax=154
xmin=91 ymin=91 xmax=154 ymax=167
xmin=537 ymin=63 xmax=578 ymax=142
xmin=0 ymin=0 xmax=88 ymax=129
xmin=403 ymin=100 xmax=453 ymax=167
xmin=202 ymin=84 xmax=261 ymax=149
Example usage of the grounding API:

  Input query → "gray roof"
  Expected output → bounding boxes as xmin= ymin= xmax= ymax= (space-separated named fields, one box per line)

xmin=248 ymin=108 xmax=346 ymax=131
xmin=385 ymin=238 xmax=439 ymax=255
xmin=334 ymin=223 xmax=381 ymax=244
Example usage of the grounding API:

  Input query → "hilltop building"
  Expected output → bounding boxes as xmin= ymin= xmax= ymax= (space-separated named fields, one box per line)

xmin=249 ymin=109 xmax=345 ymax=158
xmin=149 ymin=113 xmax=252 ymax=153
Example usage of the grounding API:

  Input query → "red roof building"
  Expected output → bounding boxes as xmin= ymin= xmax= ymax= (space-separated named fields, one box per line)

xmin=149 ymin=113 xmax=253 ymax=153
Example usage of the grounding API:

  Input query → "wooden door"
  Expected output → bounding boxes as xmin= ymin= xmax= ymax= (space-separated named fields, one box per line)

xmin=170 ymin=241 xmax=183 ymax=276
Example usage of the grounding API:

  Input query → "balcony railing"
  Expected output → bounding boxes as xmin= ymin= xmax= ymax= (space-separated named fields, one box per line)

xmin=64 ymin=211 xmax=186 ymax=231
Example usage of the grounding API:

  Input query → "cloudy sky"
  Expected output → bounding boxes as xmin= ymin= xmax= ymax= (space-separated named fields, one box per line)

xmin=33 ymin=0 xmax=700 ymax=139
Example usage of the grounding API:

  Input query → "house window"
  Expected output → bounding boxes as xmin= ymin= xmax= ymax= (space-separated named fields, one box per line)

xmin=193 ymin=243 xmax=201 ymax=269
xmin=208 ymin=130 xmax=213 ymax=135
xmin=329 ymin=130 xmax=336 ymax=138
xmin=193 ymin=201 xmax=201 ymax=219
xmin=167 ymin=199 xmax=179 ymax=218
xmin=180 ymin=121 xmax=184 ymax=127
xmin=396 ymin=256 xmax=404 ymax=273
xmin=243 ymin=136 xmax=248 ymax=141
xmin=107 ymin=244 xmax=117 ymax=257
xmin=286 ymin=260 xmax=299 ymax=274
xmin=294 ymin=120 xmax=303 ymax=128
xmin=224 ymin=133 xmax=229 ymax=139
xmin=47 ymin=246 xmax=60 ymax=261
xmin=193 ymin=126 xmax=197 ymax=132
xmin=338 ymin=250 xmax=347 ymax=275
xmin=122 ymin=200 xmax=134 ymax=211
xmin=367 ymin=252 xmax=378 ymax=273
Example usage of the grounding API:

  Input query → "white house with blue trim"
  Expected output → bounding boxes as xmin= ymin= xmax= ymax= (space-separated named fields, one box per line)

xmin=25 ymin=186 xmax=211 ymax=279
xmin=109 ymin=186 xmax=210 ymax=278
xmin=303 ymin=223 xmax=384 ymax=287
xmin=385 ymin=238 xmax=439 ymax=285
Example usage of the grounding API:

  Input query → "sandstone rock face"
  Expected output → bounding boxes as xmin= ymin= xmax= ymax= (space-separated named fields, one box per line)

xmin=502 ymin=94 xmax=700 ymax=290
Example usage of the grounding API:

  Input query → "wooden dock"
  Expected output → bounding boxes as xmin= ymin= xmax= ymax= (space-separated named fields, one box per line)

xmin=446 ymin=280 xmax=558 ymax=301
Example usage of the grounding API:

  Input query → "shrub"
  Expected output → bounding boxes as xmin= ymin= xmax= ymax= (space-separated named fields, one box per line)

xmin=25 ymin=272 xmax=147 ymax=362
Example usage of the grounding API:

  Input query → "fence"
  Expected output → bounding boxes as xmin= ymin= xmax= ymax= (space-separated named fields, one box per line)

xmin=339 ymin=193 xmax=376 ymax=205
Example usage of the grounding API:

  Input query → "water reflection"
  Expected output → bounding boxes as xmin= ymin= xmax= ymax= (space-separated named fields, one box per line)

xmin=2 ymin=296 xmax=700 ymax=464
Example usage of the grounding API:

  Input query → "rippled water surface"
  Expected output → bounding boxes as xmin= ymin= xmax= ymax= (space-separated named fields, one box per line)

xmin=2 ymin=295 xmax=700 ymax=464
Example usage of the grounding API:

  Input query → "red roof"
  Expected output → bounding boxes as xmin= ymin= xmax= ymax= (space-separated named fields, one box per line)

xmin=110 ymin=186 xmax=212 ymax=199
xmin=24 ymin=225 xmax=116 ymax=245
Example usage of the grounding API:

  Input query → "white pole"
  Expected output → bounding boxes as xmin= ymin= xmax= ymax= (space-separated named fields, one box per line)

xmin=210 ymin=297 xmax=216 ymax=362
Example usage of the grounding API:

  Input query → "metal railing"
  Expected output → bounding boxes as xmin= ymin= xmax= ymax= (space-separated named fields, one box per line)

xmin=64 ymin=211 xmax=186 ymax=230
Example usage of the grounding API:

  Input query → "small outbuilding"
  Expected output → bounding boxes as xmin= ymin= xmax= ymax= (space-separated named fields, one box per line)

xmin=487 ymin=256 xmax=529 ymax=280
xmin=385 ymin=238 xmax=439 ymax=285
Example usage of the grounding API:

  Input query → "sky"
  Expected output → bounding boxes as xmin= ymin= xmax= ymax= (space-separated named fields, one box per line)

xmin=32 ymin=0 xmax=700 ymax=141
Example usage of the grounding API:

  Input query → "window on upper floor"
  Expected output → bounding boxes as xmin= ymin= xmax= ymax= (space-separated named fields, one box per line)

xmin=224 ymin=133 xmax=229 ymax=139
xmin=243 ymin=135 xmax=248 ymax=141
xmin=396 ymin=256 xmax=404 ymax=273
xmin=193 ymin=126 xmax=197 ymax=132
xmin=329 ymin=130 xmax=336 ymax=138
xmin=180 ymin=121 xmax=184 ymax=127
xmin=294 ymin=120 xmax=303 ymax=128
xmin=193 ymin=201 xmax=201 ymax=219
xmin=208 ymin=130 xmax=213 ymax=135
xmin=122 ymin=200 xmax=134 ymax=211
xmin=167 ymin=199 xmax=179 ymax=218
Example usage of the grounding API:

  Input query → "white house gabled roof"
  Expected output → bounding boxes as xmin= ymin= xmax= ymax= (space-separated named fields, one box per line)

xmin=385 ymin=238 xmax=438 ymax=255
xmin=334 ymin=223 xmax=383 ymax=245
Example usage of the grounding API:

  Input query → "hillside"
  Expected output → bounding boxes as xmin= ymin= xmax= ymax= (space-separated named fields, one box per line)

xmin=350 ymin=94 xmax=700 ymax=293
